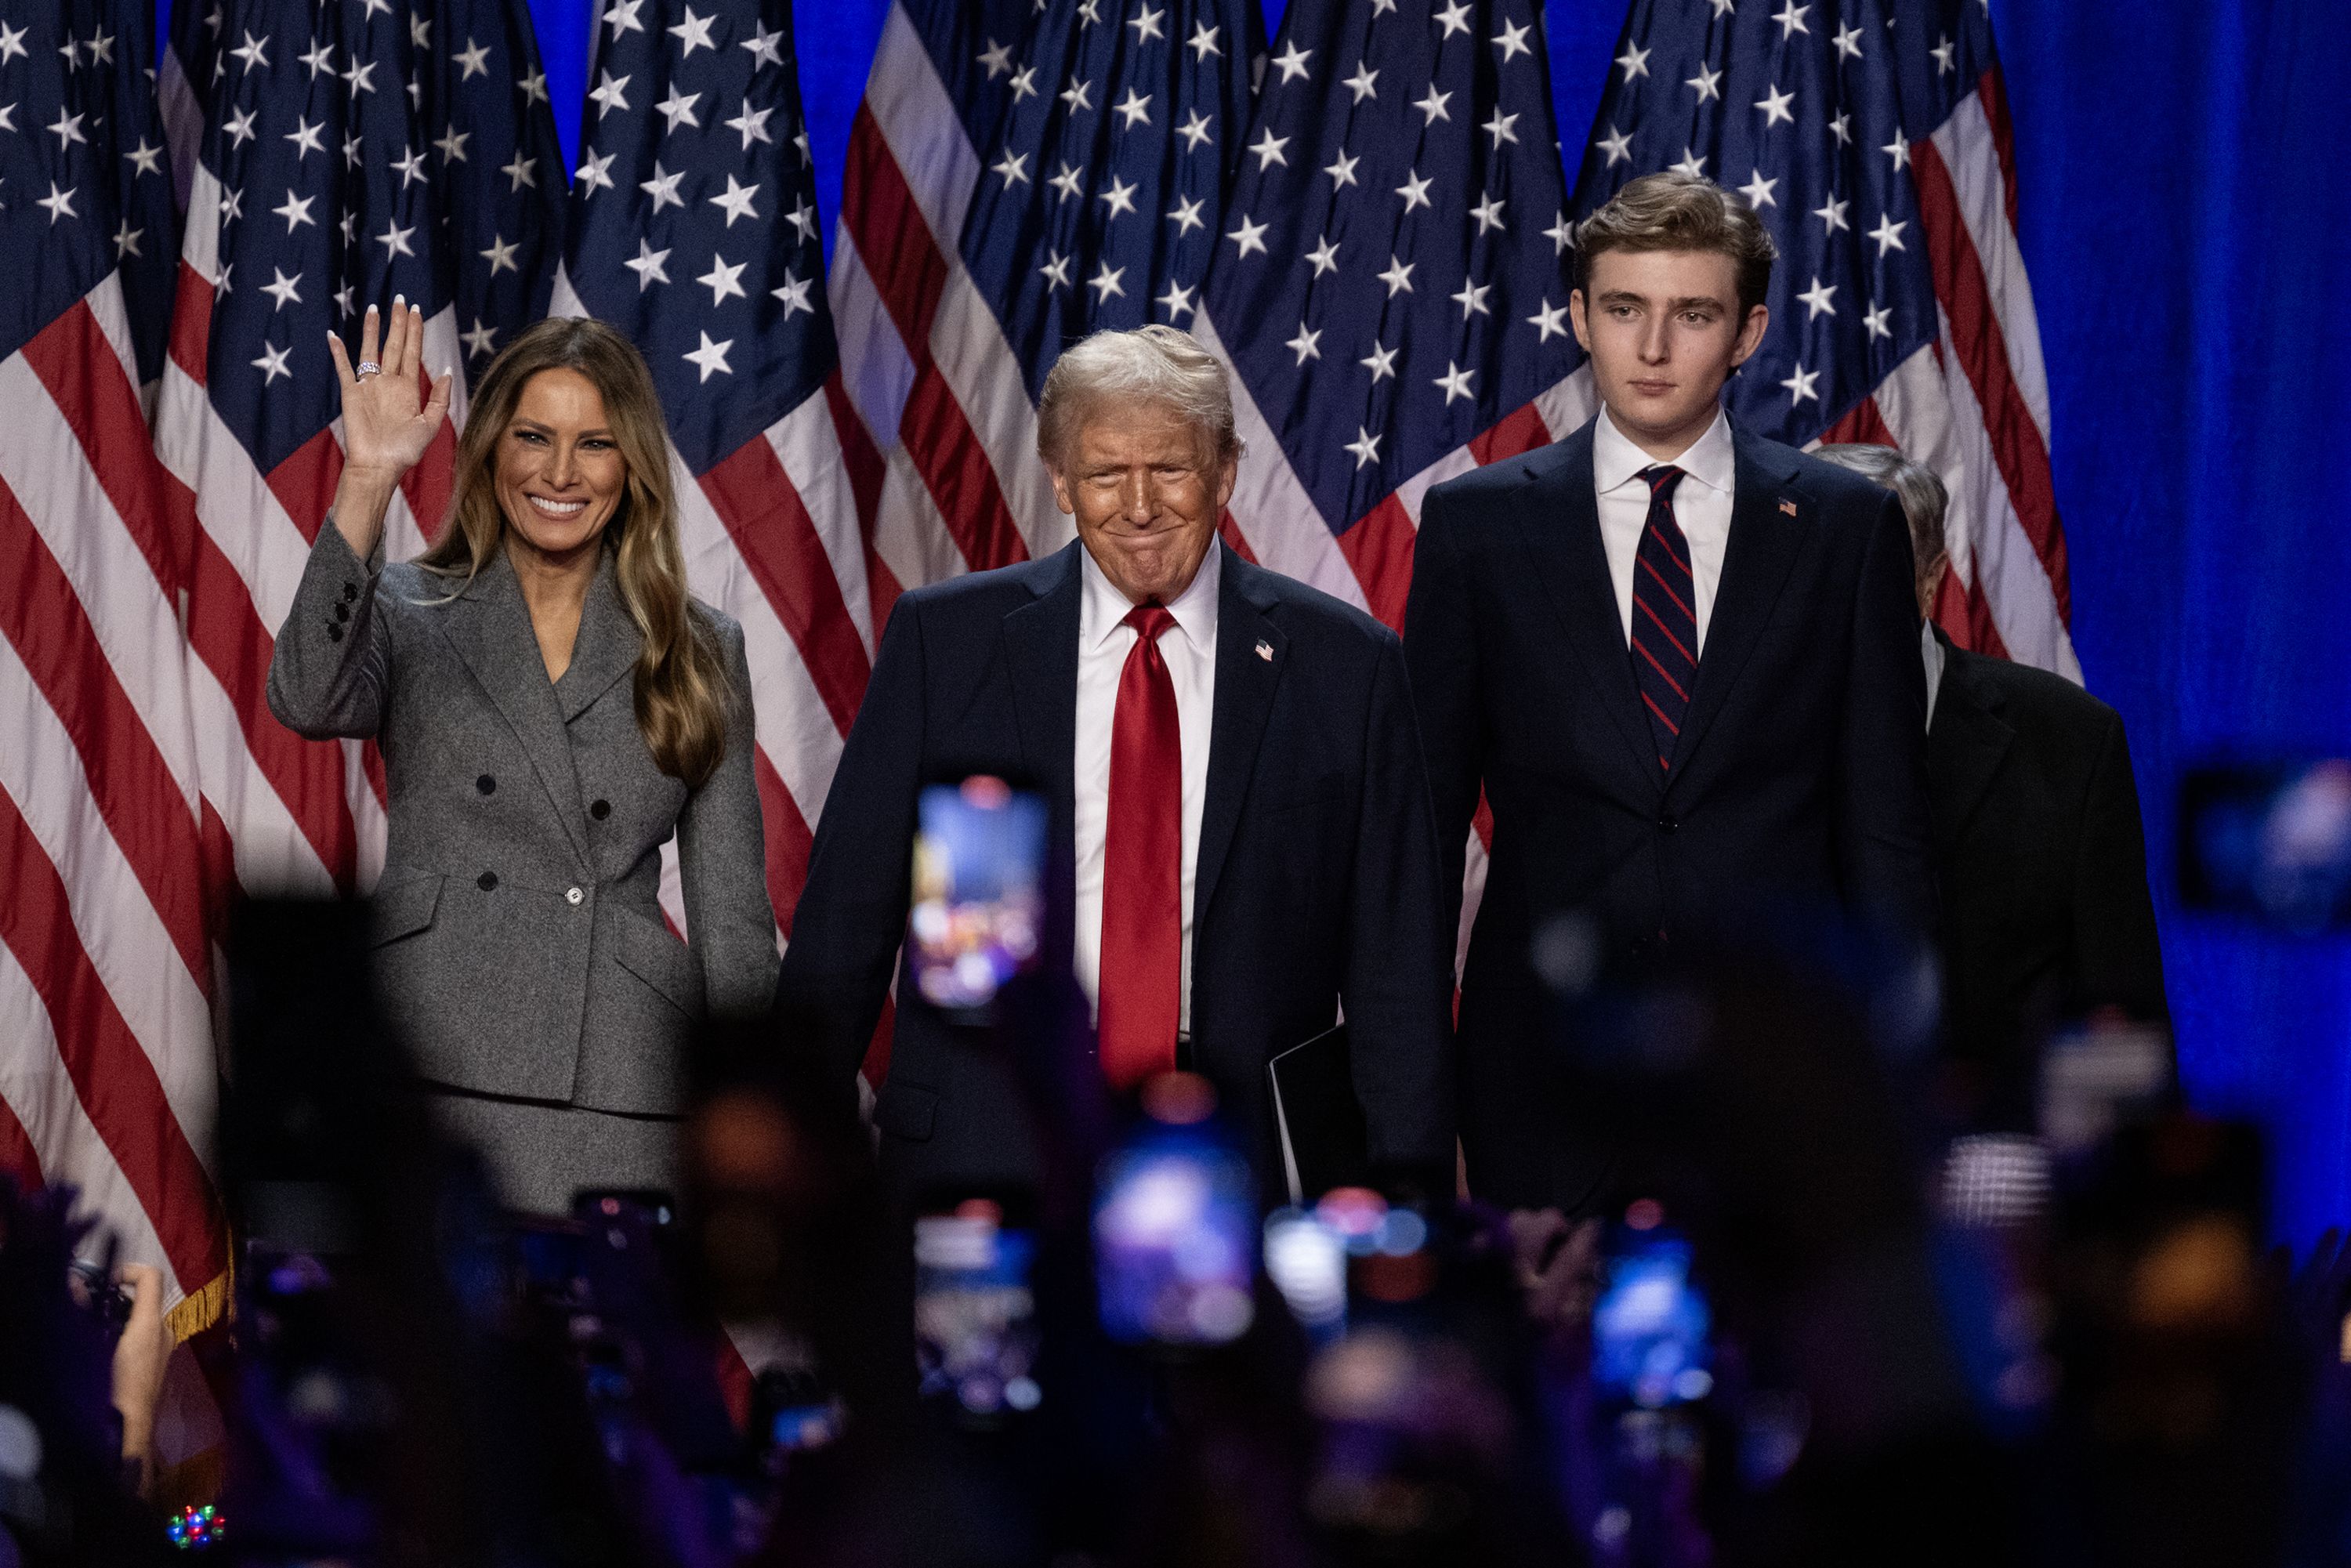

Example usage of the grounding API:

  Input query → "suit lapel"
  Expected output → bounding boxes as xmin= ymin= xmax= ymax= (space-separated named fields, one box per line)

xmin=1927 ymin=646 xmax=2014 ymax=848
xmin=1001 ymin=544 xmax=1083 ymax=824
xmin=1512 ymin=428 xmax=1661 ymax=797
xmin=554 ymin=555 xmax=641 ymax=722
xmin=1672 ymin=433 xmax=1805 ymax=778
xmin=1193 ymin=556 xmax=1286 ymax=926
xmin=440 ymin=552 xmax=592 ymax=864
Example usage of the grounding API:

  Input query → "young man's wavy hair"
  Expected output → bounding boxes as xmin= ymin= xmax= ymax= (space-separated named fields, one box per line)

xmin=416 ymin=317 xmax=731 ymax=787
xmin=1572 ymin=171 xmax=1780 ymax=316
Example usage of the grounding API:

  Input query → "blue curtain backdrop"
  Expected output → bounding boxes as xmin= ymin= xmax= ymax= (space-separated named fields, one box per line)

xmin=154 ymin=0 xmax=2351 ymax=1239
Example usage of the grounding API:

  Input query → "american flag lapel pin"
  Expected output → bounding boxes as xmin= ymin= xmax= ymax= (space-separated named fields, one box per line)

xmin=1780 ymin=498 xmax=1799 ymax=517
xmin=1255 ymin=639 xmax=1274 ymax=661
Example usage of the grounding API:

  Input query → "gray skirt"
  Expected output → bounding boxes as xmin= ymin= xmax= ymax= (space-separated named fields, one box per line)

xmin=416 ymin=1085 xmax=684 ymax=1217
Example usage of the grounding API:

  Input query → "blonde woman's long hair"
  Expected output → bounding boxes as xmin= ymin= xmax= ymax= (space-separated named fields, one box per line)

xmin=417 ymin=317 xmax=730 ymax=788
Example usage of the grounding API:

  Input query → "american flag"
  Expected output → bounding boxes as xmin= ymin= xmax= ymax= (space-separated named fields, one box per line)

xmin=1575 ymin=0 xmax=2072 ymax=675
xmin=827 ymin=0 xmax=1260 ymax=605
xmin=0 ymin=0 xmax=227 ymax=1367
xmin=556 ymin=0 xmax=873 ymax=955
xmin=154 ymin=0 xmax=566 ymax=906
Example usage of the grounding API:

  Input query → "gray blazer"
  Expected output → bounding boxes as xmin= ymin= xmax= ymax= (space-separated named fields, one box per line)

xmin=267 ymin=523 xmax=778 ymax=1117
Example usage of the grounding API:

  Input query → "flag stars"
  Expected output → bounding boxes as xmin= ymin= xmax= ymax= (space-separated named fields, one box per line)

xmin=1396 ymin=168 xmax=1434 ymax=212
xmin=1187 ymin=21 xmax=1219 ymax=60
xmin=1862 ymin=302 xmax=1893 ymax=342
xmin=1089 ymin=261 xmax=1125 ymax=302
xmin=1128 ymin=5 xmax=1165 ymax=44
xmin=435 ymin=128 xmax=469 ymax=163
xmin=1738 ymin=171 xmax=1777 ymax=209
xmin=1099 ymin=174 xmax=1138 ymax=219
xmin=1270 ymin=41 xmax=1312 ymax=83
xmin=784 ymin=197 xmax=818 ymax=243
xmin=1671 ymin=148 xmax=1707 ymax=178
xmin=1483 ymin=109 xmax=1519 ymax=148
xmin=284 ymin=116 xmax=325 ymax=160
xmin=455 ymin=36 xmax=491 ymax=78
xmin=1598 ymin=125 xmax=1633 ymax=166
xmin=1882 ymin=129 xmax=1911 ymax=171
xmin=741 ymin=21 xmax=784 ymax=68
xmin=639 ymin=161 xmax=686 ymax=212
xmin=576 ymin=151 xmax=616 ymax=194
xmin=697 ymin=255 xmax=748 ymax=306
xmin=589 ymin=69 xmax=631 ymax=117
xmin=1342 ymin=62 xmax=1378 ymax=103
xmin=462 ymin=319 xmax=498 ymax=359
xmin=1829 ymin=110 xmax=1853 ymax=147
xmin=391 ymin=145 xmax=429 ymax=189
xmin=683 ymin=331 xmax=734 ymax=382
xmin=1527 ymin=299 xmax=1570 ymax=342
xmin=1324 ymin=150 xmax=1360 ymax=187
xmin=773 ymin=271 xmax=815 ymax=318
xmin=1114 ymin=88 xmax=1151 ymax=129
xmin=726 ymin=101 xmax=773 ymax=150
xmin=213 ymin=107 xmax=248 ymax=149
xmin=1780 ymin=364 xmax=1820 ymax=405
xmin=35 ymin=180 xmax=78 ymax=224
xmin=1346 ymin=427 xmax=1382 ymax=469
xmin=1286 ymin=324 xmax=1321 ymax=365
xmin=668 ymin=6 xmax=719 ymax=56
xmin=252 ymin=342 xmax=294 ymax=383
xmin=1227 ymin=213 xmax=1270 ymax=258
xmin=297 ymin=35 xmax=333 ymax=77
xmin=1038 ymin=250 xmax=1074 ymax=291
xmin=605 ymin=0 xmax=645 ymax=35
xmin=1867 ymin=213 xmax=1907 ymax=256
xmin=1494 ymin=17 xmax=1533 ymax=61
xmin=1414 ymin=85 xmax=1451 ymax=123
xmin=1433 ymin=1 xmax=1473 ymax=38
xmin=1249 ymin=127 xmax=1289 ymax=169
xmin=1452 ymin=279 xmax=1492 ymax=319
xmin=125 ymin=137 xmax=165 ymax=176
xmin=1360 ymin=342 xmax=1398 ymax=382
xmin=0 ymin=22 xmax=26 ymax=63
xmin=1176 ymin=109 xmax=1212 ymax=150
xmin=1377 ymin=255 xmax=1415 ymax=296
xmin=480 ymin=233 xmax=520 ymax=274
xmin=273 ymin=190 xmax=317 ymax=231
xmin=1433 ymin=360 xmax=1475 ymax=404
xmin=409 ymin=13 xmax=430 ymax=45
xmin=1157 ymin=281 xmax=1196 ymax=322
xmin=341 ymin=56 xmax=377 ymax=95
xmin=1754 ymin=83 xmax=1795 ymax=128
xmin=1306 ymin=235 xmax=1341 ymax=276
xmin=262 ymin=267 xmax=302 ymax=310
xmin=1009 ymin=65 xmax=1038 ymax=101
xmin=1616 ymin=40 xmax=1650 ymax=80
xmin=654 ymin=85 xmax=703 ymax=132
xmin=1797 ymin=276 xmax=1837 ymax=320
xmin=1931 ymin=33 xmax=1957 ymax=74
xmin=229 ymin=28 xmax=269 ymax=72
xmin=1773 ymin=2 xmax=1809 ymax=38
xmin=1049 ymin=161 xmax=1085 ymax=201
xmin=709 ymin=173 xmax=760 ymax=226
xmin=1060 ymin=77 xmax=1092 ymax=114
xmin=521 ymin=66 xmax=549 ymax=102
xmin=112 ymin=219 xmax=143 ymax=258
xmin=1470 ymin=193 xmax=1506 ymax=234
xmin=991 ymin=147 xmax=1028 ymax=186
xmin=1814 ymin=195 xmax=1849 ymax=233
xmin=1687 ymin=61 xmax=1722 ymax=101
xmin=1545 ymin=212 xmax=1576 ymax=255
xmin=976 ymin=37 xmax=1012 ymax=78
xmin=1832 ymin=21 xmax=1864 ymax=60
xmin=1168 ymin=194 xmax=1205 ymax=234
xmin=624 ymin=237 xmax=671 ymax=291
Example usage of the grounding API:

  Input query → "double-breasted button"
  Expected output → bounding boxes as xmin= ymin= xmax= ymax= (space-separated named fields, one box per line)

xmin=589 ymin=798 xmax=610 ymax=820
xmin=334 ymin=602 xmax=350 ymax=623
xmin=342 ymin=582 xmax=358 ymax=603
xmin=565 ymin=886 xmax=585 ymax=906
xmin=326 ymin=624 xmax=343 ymax=642
xmin=477 ymin=871 xmax=498 ymax=891
xmin=476 ymin=774 xmax=496 ymax=795
xmin=1657 ymin=813 xmax=1678 ymax=833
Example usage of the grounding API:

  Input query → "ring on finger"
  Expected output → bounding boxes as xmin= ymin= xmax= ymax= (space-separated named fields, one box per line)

xmin=355 ymin=360 xmax=382 ymax=378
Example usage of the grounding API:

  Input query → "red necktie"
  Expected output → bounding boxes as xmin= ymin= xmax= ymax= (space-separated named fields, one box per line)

xmin=1097 ymin=603 xmax=1182 ymax=1089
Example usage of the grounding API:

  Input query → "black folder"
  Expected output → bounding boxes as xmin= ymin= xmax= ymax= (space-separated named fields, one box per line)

xmin=1265 ymin=1023 xmax=1370 ymax=1204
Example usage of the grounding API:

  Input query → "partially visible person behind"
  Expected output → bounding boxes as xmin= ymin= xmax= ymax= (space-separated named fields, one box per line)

xmin=267 ymin=306 xmax=777 ymax=1214
xmin=1815 ymin=444 xmax=2170 ymax=1128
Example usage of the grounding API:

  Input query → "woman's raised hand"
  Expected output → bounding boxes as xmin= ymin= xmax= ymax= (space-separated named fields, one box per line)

xmin=327 ymin=296 xmax=455 ymax=484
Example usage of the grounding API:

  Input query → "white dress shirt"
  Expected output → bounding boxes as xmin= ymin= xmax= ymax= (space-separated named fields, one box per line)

xmin=1922 ymin=619 xmax=1947 ymax=731
xmin=1073 ymin=538 xmax=1220 ymax=1033
xmin=1592 ymin=405 xmax=1738 ymax=655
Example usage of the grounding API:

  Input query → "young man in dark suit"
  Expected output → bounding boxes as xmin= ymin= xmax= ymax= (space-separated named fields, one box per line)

xmin=1815 ymin=444 xmax=2171 ymax=1131
xmin=1405 ymin=173 xmax=1937 ymax=1211
xmin=777 ymin=327 xmax=1455 ymax=1204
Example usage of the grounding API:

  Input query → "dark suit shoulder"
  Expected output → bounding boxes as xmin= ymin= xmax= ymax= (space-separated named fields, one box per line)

xmin=1232 ymin=554 xmax=1398 ymax=651
xmin=1773 ymin=440 xmax=1915 ymax=518
xmin=1947 ymin=644 xmax=2125 ymax=756
xmin=889 ymin=549 xmax=1067 ymax=627
xmin=1423 ymin=423 xmax=1588 ymax=517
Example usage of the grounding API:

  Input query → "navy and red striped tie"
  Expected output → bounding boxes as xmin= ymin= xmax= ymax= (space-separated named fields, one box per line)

xmin=1630 ymin=465 xmax=1697 ymax=772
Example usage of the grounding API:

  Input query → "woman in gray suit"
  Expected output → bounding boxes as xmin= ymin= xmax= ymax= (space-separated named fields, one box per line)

xmin=268 ymin=301 xmax=777 ymax=1215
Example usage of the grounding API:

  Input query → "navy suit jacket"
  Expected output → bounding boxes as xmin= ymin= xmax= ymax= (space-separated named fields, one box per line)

xmin=777 ymin=540 xmax=1456 ymax=1200
xmin=1405 ymin=417 xmax=1936 ymax=1211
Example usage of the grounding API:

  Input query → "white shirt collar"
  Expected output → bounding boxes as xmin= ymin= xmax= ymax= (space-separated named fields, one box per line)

xmin=1594 ymin=404 xmax=1737 ymax=498
xmin=1079 ymin=534 xmax=1222 ymax=654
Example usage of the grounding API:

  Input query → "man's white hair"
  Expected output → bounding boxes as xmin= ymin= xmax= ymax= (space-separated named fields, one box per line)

xmin=1035 ymin=324 xmax=1239 ymax=469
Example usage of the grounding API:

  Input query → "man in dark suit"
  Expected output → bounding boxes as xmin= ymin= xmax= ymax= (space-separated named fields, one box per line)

xmin=1405 ymin=173 xmax=1937 ymax=1211
xmin=777 ymin=326 xmax=1455 ymax=1203
xmin=1815 ymin=445 xmax=2171 ymax=1131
